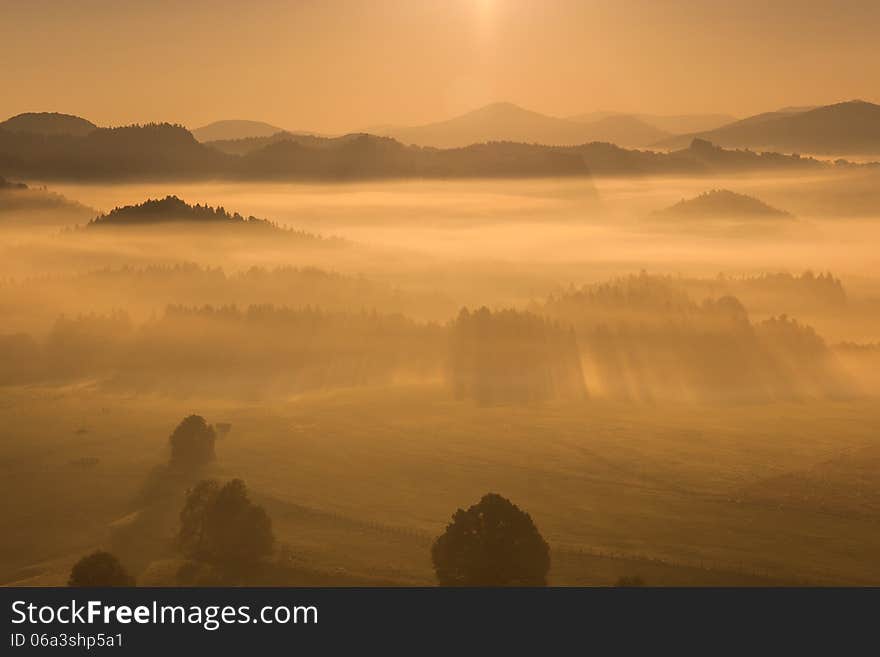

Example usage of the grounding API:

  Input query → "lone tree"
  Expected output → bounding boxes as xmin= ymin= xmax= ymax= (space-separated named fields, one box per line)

xmin=169 ymin=415 xmax=216 ymax=469
xmin=178 ymin=479 xmax=274 ymax=569
xmin=68 ymin=551 xmax=135 ymax=587
xmin=432 ymin=493 xmax=550 ymax=586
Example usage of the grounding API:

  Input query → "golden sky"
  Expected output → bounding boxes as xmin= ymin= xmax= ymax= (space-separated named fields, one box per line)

xmin=2 ymin=0 xmax=878 ymax=132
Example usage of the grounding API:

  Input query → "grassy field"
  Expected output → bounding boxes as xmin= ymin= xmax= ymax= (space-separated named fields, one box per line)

xmin=1 ymin=383 xmax=878 ymax=586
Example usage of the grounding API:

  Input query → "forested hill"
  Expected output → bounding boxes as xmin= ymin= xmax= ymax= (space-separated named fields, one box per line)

xmin=0 ymin=176 xmax=95 ymax=220
xmin=89 ymin=196 xmax=279 ymax=229
xmin=654 ymin=190 xmax=793 ymax=220
xmin=0 ymin=112 xmax=97 ymax=137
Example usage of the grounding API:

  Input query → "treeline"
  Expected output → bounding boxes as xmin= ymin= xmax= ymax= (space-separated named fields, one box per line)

xmin=0 ymin=122 xmax=853 ymax=182
xmin=0 ymin=305 xmax=587 ymax=402
xmin=0 ymin=274 xmax=861 ymax=401
xmin=0 ymin=263 xmax=457 ymax=332
xmin=239 ymin=136 xmax=589 ymax=180
xmin=124 ymin=304 xmax=445 ymax=393
xmin=543 ymin=271 xmax=847 ymax=322
xmin=674 ymin=271 xmax=847 ymax=314
xmin=450 ymin=307 xmax=586 ymax=403
xmin=222 ymin=135 xmax=837 ymax=177
xmin=541 ymin=273 xmax=850 ymax=401
xmin=0 ymin=306 xmax=446 ymax=394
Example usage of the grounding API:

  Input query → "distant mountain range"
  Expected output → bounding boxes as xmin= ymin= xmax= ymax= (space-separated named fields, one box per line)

xmin=373 ymin=102 xmax=674 ymax=148
xmin=377 ymin=100 xmax=880 ymax=155
xmin=0 ymin=107 xmax=874 ymax=182
xmin=5 ymin=99 xmax=879 ymax=159
xmin=568 ymin=111 xmax=737 ymax=135
xmin=654 ymin=101 xmax=880 ymax=154
xmin=182 ymin=106 xmax=738 ymax=150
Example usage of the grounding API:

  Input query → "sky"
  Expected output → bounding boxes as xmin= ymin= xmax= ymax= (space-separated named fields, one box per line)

xmin=1 ymin=0 xmax=878 ymax=133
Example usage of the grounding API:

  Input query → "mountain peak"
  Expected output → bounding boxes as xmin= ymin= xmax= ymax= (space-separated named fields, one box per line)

xmin=479 ymin=101 xmax=529 ymax=112
xmin=460 ymin=102 xmax=545 ymax=121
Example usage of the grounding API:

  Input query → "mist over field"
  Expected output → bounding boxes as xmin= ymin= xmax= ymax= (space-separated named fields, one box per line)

xmin=2 ymin=160 xmax=880 ymax=588
xmin=3 ymin=0 xmax=880 ymax=591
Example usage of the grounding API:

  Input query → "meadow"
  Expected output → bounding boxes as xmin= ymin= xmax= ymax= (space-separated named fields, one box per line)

xmin=2 ymin=383 xmax=879 ymax=586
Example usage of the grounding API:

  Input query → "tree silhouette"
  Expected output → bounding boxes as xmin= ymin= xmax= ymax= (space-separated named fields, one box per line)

xmin=178 ymin=479 xmax=274 ymax=569
xmin=432 ymin=493 xmax=550 ymax=586
xmin=169 ymin=415 xmax=216 ymax=470
xmin=68 ymin=551 xmax=134 ymax=587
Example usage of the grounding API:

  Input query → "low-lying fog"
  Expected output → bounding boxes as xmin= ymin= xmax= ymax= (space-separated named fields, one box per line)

xmin=3 ymin=168 xmax=880 ymax=586
xmin=35 ymin=171 xmax=880 ymax=275
xmin=1 ymin=170 xmax=878 ymax=348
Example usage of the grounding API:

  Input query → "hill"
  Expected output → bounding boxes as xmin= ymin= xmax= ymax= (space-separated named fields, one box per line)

xmin=206 ymin=131 xmax=354 ymax=156
xmin=570 ymin=114 xmax=670 ymax=147
xmin=0 ymin=112 xmax=97 ymax=137
xmin=564 ymin=138 xmax=828 ymax=177
xmin=0 ymin=176 xmax=95 ymax=223
xmin=654 ymin=189 xmax=793 ymax=220
xmin=569 ymin=111 xmax=737 ymax=135
xmin=191 ymin=119 xmax=287 ymax=142
xmin=653 ymin=107 xmax=816 ymax=150
xmin=239 ymin=133 xmax=589 ymax=179
xmin=89 ymin=195 xmax=280 ymax=229
xmin=654 ymin=101 xmax=880 ymax=154
xmin=0 ymin=122 xmax=231 ymax=179
xmin=379 ymin=101 xmax=669 ymax=148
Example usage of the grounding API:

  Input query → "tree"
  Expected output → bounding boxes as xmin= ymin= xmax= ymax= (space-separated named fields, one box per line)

xmin=432 ymin=493 xmax=550 ymax=586
xmin=178 ymin=479 xmax=221 ymax=558
xmin=68 ymin=551 xmax=134 ymax=587
xmin=169 ymin=415 xmax=216 ymax=469
xmin=178 ymin=479 xmax=274 ymax=568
